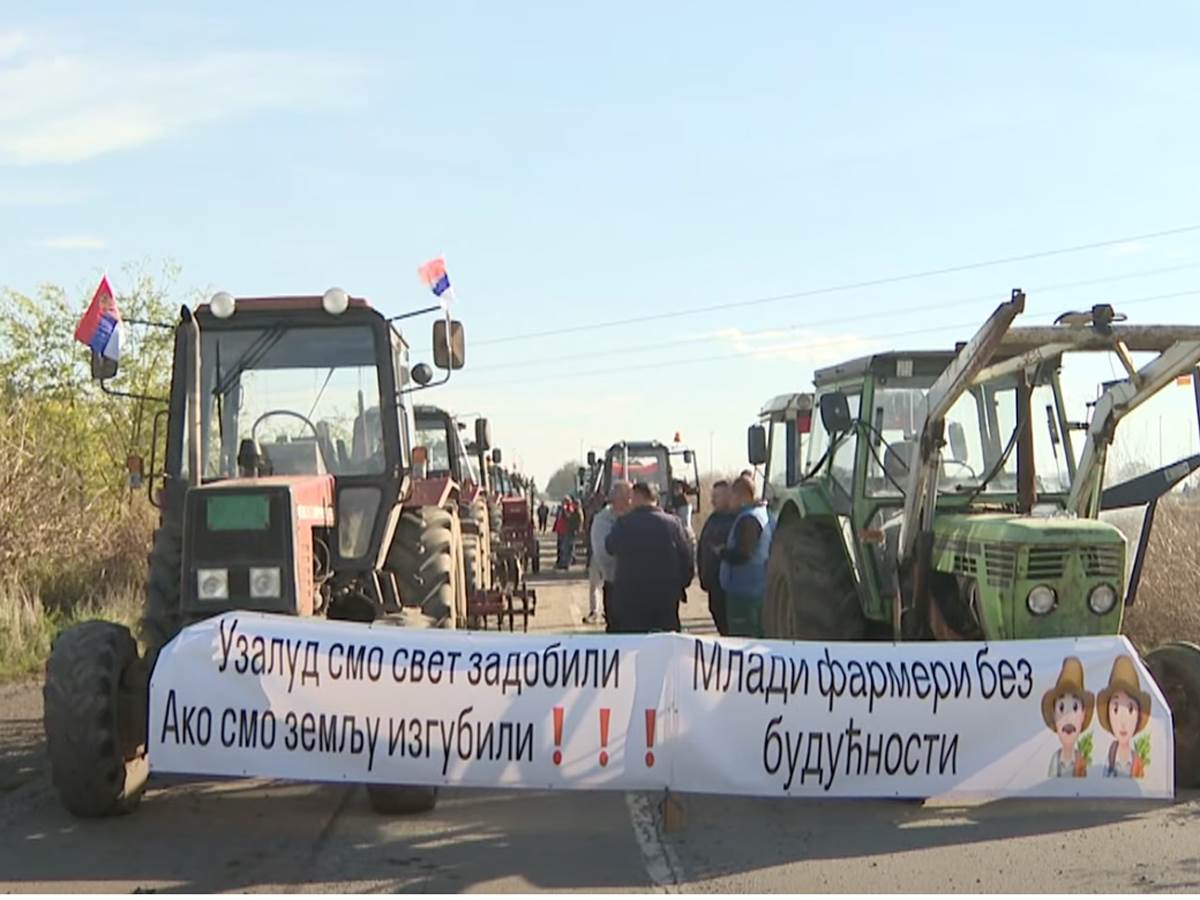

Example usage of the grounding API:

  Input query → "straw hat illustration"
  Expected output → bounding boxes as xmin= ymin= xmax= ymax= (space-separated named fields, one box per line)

xmin=1097 ymin=654 xmax=1152 ymax=734
xmin=1041 ymin=656 xmax=1095 ymax=731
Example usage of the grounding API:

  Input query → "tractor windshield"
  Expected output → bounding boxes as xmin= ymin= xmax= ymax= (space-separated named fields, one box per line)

xmin=195 ymin=324 xmax=386 ymax=479
xmin=608 ymin=448 xmax=670 ymax=496
xmin=867 ymin=380 xmax=1071 ymax=498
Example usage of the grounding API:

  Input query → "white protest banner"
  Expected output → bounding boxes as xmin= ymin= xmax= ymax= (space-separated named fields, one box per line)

xmin=149 ymin=613 xmax=1174 ymax=800
xmin=150 ymin=612 xmax=671 ymax=790
xmin=675 ymin=635 xmax=1173 ymax=799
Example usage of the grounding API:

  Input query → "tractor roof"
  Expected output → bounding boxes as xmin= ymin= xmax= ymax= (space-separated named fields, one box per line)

xmin=758 ymin=392 xmax=813 ymax=418
xmin=814 ymin=351 xmax=957 ymax=386
xmin=196 ymin=295 xmax=375 ymax=314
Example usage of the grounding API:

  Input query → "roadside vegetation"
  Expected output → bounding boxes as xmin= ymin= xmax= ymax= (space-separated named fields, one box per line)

xmin=0 ymin=264 xmax=182 ymax=679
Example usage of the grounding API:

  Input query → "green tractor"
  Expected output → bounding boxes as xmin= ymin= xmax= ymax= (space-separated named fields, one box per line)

xmin=44 ymin=289 xmax=469 ymax=817
xmin=748 ymin=290 xmax=1200 ymax=784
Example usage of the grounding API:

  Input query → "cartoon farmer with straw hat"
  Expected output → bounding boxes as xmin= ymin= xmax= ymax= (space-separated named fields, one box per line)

xmin=1098 ymin=654 xmax=1152 ymax=779
xmin=1042 ymin=657 xmax=1094 ymax=778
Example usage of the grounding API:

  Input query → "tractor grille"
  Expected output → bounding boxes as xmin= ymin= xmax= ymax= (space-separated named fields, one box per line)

xmin=940 ymin=538 xmax=980 ymax=578
xmin=984 ymin=544 xmax=1017 ymax=588
xmin=1082 ymin=545 xmax=1124 ymax=578
xmin=1025 ymin=546 xmax=1069 ymax=580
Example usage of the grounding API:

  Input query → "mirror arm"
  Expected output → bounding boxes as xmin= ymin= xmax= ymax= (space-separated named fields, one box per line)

xmin=388 ymin=304 xmax=443 ymax=323
xmin=98 ymin=378 xmax=168 ymax=404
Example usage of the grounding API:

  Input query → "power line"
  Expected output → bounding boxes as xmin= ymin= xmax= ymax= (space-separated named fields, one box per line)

xmin=472 ymin=224 xmax=1200 ymax=347
xmin=453 ymin=288 xmax=1200 ymax=388
xmin=464 ymin=261 xmax=1200 ymax=372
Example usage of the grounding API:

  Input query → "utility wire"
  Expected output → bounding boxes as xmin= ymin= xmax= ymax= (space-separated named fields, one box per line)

xmin=472 ymin=224 xmax=1200 ymax=347
xmin=464 ymin=260 xmax=1200 ymax=372
xmin=453 ymin=288 xmax=1200 ymax=388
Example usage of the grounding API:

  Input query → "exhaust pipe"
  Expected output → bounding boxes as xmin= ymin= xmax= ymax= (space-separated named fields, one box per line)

xmin=183 ymin=307 xmax=202 ymax=486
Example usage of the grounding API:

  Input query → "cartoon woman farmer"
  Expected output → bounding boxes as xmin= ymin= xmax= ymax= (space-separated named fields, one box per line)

xmin=1041 ymin=657 xmax=1093 ymax=778
xmin=1098 ymin=654 xmax=1152 ymax=779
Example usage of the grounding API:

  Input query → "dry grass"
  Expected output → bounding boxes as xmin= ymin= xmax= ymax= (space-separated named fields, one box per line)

xmin=1105 ymin=497 xmax=1200 ymax=653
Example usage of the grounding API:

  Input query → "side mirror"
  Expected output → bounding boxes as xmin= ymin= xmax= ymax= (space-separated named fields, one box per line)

xmin=411 ymin=363 xmax=433 ymax=386
xmin=947 ymin=421 xmax=968 ymax=461
xmin=91 ymin=350 xmax=118 ymax=381
xmin=682 ymin=450 xmax=693 ymax=465
xmin=491 ymin=447 xmax=502 ymax=464
xmin=819 ymin=391 xmax=853 ymax=434
xmin=432 ymin=320 xmax=465 ymax=370
xmin=475 ymin=417 xmax=492 ymax=451
xmin=747 ymin=424 xmax=768 ymax=466
xmin=586 ymin=450 xmax=596 ymax=467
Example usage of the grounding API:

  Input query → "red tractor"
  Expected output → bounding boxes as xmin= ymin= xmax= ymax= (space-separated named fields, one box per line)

xmin=43 ymin=289 xmax=468 ymax=817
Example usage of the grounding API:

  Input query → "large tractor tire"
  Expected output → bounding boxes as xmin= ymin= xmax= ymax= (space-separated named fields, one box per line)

xmin=461 ymin=496 xmax=491 ymax=594
xmin=1144 ymin=641 xmax=1200 ymax=789
xmin=371 ymin=505 xmax=465 ymax=814
xmin=141 ymin=519 xmax=182 ymax=652
xmin=763 ymin=516 xmax=866 ymax=640
xmin=44 ymin=621 xmax=148 ymax=817
xmin=387 ymin=507 xmax=456 ymax=627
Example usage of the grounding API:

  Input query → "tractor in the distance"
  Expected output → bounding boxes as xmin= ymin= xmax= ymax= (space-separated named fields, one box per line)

xmin=747 ymin=290 xmax=1200 ymax=785
xmin=412 ymin=404 xmax=495 ymax=607
xmin=591 ymin=439 xmax=701 ymax=534
xmin=44 ymin=289 xmax=468 ymax=817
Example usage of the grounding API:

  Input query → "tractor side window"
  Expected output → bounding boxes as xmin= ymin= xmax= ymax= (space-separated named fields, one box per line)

xmin=829 ymin=394 xmax=861 ymax=493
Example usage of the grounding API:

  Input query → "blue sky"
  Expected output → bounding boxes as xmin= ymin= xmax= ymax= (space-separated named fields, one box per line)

xmin=3 ymin=2 xmax=1200 ymax=485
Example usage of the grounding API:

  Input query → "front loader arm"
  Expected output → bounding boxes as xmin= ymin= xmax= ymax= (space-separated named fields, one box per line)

xmin=1068 ymin=340 xmax=1200 ymax=517
xmin=898 ymin=290 xmax=1027 ymax=561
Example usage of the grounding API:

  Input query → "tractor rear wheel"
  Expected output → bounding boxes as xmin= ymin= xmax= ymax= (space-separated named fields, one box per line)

xmin=1144 ymin=641 xmax=1200 ymax=789
xmin=44 ymin=621 xmax=148 ymax=817
xmin=141 ymin=519 xmax=182 ymax=652
xmin=763 ymin=516 xmax=865 ymax=640
xmin=372 ymin=505 xmax=464 ymax=813
xmin=387 ymin=507 xmax=456 ymax=627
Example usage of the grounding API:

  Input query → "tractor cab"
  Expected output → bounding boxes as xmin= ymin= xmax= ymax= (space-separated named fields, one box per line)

xmin=598 ymin=439 xmax=701 ymax=524
xmin=747 ymin=392 xmax=813 ymax=502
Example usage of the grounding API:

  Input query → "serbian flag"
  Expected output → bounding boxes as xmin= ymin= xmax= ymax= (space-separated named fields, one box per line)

xmin=73 ymin=275 xmax=122 ymax=361
xmin=417 ymin=257 xmax=451 ymax=297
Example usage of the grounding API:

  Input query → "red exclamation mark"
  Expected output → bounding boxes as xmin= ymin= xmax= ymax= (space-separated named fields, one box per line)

xmin=598 ymin=708 xmax=611 ymax=767
xmin=644 ymin=709 xmax=656 ymax=767
xmin=552 ymin=707 xmax=564 ymax=766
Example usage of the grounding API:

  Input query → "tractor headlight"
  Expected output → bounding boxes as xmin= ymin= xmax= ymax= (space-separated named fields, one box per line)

xmin=250 ymin=567 xmax=282 ymax=599
xmin=1026 ymin=584 xmax=1057 ymax=615
xmin=1088 ymin=583 xmax=1119 ymax=615
xmin=197 ymin=568 xmax=229 ymax=600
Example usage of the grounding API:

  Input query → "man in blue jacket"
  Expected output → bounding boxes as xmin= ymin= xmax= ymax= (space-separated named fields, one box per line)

xmin=605 ymin=481 xmax=695 ymax=633
xmin=718 ymin=475 xmax=772 ymax=637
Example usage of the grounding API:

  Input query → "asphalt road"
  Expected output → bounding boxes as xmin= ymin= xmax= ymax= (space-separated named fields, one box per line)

xmin=1 ymin=536 xmax=1198 ymax=893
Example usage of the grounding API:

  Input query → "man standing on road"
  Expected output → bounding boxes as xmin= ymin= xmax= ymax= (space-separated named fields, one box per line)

xmin=697 ymin=480 xmax=736 ymax=636
xmin=566 ymin=497 xmax=584 ymax=566
xmin=537 ymin=500 xmax=549 ymax=533
xmin=605 ymin=482 xmax=694 ymax=633
xmin=719 ymin=476 xmax=772 ymax=637
xmin=553 ymin=499 xmax=571 ymax=569
xmin=586 ymin=481 xmax=632 ymax=628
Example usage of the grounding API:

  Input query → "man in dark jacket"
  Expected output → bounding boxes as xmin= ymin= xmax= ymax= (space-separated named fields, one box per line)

xmin=697 ymin=480 xmax=736 ymax=636
xmin=605 ymin=481 xmax=695 ymax=633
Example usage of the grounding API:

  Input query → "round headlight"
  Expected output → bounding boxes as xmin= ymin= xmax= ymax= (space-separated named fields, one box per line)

xmin=210 ymin=291 xmax=236 ymax=319
xmin=1026 ymin=584 xmax=1057 ymax=615
xmin=322 ymin=287 xmax=349 ymax=316
xmin=1088 ymin=583 xmax=1119 ymax=615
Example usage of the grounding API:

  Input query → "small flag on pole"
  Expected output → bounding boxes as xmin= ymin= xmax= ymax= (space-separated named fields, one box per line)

xmin=73 ymin=275 xmax=122 ymax=361
xmin=417 ymin=257 xmax=451 ymax=298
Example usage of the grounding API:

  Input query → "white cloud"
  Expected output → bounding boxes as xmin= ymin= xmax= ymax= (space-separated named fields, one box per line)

xmin=31 ymin=234 xmax=106 ymax=250
xmin=0 ymin=31 xmax=368 ymax=165
xmin=712 ymin=326 xmax=878 ymax=365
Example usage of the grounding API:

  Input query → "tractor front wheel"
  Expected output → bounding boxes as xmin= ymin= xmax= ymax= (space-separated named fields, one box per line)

xmin=763 ymin=516 xmax=865 ymax=641
xmin=44 ymin=621 xmax=148 ymax=817
xmin=1144 ymin=641 xmax=1200 ymax=789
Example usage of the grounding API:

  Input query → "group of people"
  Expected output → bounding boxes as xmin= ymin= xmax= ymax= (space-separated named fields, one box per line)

xmin=550 ymin=497 xmax=585 ymax=569
xmin=584 ymin=474 xmax=770 ymax=636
